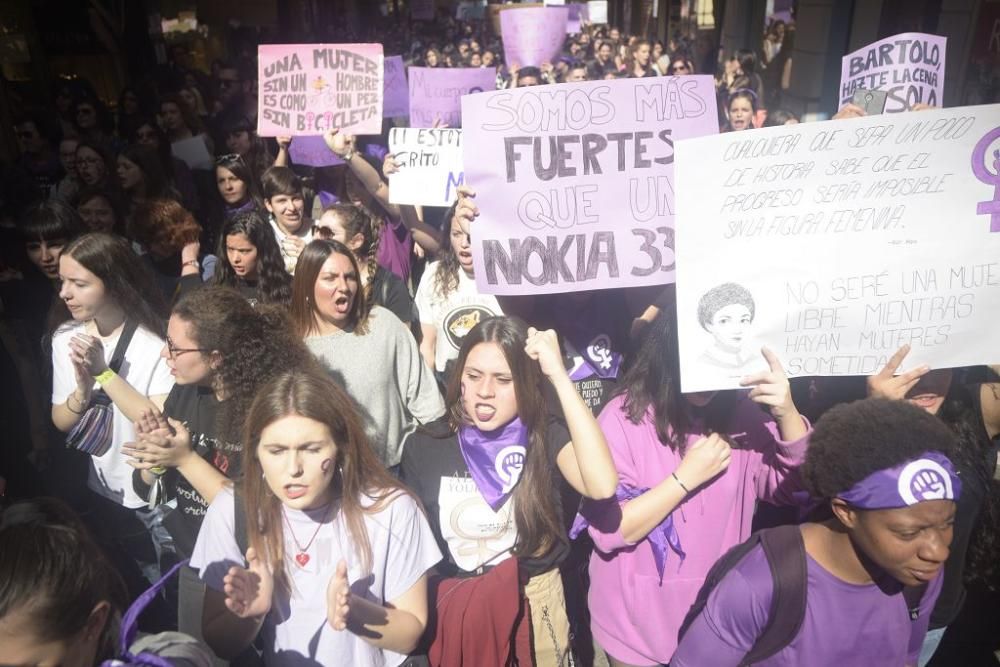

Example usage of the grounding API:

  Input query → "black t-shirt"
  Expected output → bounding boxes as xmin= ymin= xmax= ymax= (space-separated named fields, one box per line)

xmin=132 ymin=384 xmax=242 ymax=558
xmin=370 ymin=265 xmax=417 ymax=325
xmin=400 ymin=417 xmax=576 ymax=578
xmin=930 ymin=383 xmax=997 ymax=628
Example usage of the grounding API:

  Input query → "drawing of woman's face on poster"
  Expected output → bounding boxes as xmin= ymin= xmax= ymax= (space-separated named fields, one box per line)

xmin=705 ymin=302 xmax=753 ymax=351
xmin=696 ymin=282 xmax=757 ymax=370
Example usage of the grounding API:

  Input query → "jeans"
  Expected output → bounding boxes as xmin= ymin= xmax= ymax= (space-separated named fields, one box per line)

xmin=918 ymin=626 xmax=947 ymax=667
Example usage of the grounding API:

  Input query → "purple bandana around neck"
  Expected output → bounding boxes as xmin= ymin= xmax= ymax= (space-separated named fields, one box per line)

xmin=837 ymin=451 xmax=962 ymax=510
xmin=564 ymin=325 xmax=623 ymax=382
xmin=457 ymin=417 xmax=529 ymax=510
xmin=570 ymin=484 xmax=685 ymax=583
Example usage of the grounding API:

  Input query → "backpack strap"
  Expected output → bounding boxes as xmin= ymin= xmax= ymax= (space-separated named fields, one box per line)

xmin=678 ymin=531 xmax=768 ymax=643
xmin=109 ymin=319 xmax=139 ymax=374
xmin=234 ymin=485 xmax=249 ymax=561
xmin=741 ymin=525 xmax=808 ymax=665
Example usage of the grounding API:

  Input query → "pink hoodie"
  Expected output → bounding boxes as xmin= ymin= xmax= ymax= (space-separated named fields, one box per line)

xmin=583 ymin=394 xmax=811 ymax=665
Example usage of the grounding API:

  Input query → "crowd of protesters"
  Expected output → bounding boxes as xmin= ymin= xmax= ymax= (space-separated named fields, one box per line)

xmin=0 ymin=7 xmax=998 ymax=667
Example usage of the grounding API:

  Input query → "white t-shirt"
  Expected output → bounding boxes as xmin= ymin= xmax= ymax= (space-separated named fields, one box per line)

xmin=51 ymin=322 xmax=174 ymax=508
xmin=437 ymin=475 xmax=516 ymax=572
xmin=414 ymin=261 xmax=502 ymax=372
xmin=269 ymin=218 xmax=312 ymax=274
xmin=191 ymin=488 xmax=442 ymax=666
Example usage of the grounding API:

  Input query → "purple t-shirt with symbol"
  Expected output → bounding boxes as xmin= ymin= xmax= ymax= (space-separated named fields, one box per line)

xmin=671 ymin=544 xmax=942 ymax=667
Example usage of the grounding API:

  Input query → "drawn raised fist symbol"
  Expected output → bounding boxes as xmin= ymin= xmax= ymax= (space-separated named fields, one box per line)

xmin=911 ymin=470 xmax=946 ymax=500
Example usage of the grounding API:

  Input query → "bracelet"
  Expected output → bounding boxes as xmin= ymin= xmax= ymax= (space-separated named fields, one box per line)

xmin=342 ymin=149 xmax=355 ymax=162
xmin=67 ymin=391 xmax=88 ymax=413
xmin=94 ymin=369 xmax=116 ymax=385
xmin=671 ymin=472 xmax=691 ymax=495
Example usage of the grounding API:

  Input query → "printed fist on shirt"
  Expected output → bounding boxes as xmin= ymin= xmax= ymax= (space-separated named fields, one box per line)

xmin=675 ymin=433 xmax=731 ymax=490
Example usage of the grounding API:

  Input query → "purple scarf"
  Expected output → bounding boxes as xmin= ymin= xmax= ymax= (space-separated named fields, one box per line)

xmin=457 ymin=418 xmax=529 ymax=510
xmin=570 ymin=485 xmax=685 ymax=583
xmin=563 ymin=325 xmax=623 ymax=381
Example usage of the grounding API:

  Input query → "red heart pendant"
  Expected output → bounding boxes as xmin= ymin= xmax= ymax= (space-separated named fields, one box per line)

xmin=295 ymin=552 xmax=310 ymax=567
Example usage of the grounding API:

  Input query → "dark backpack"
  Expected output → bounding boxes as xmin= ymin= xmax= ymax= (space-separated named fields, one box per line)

xmin=677 ymin=524 xmax=927 ymax=666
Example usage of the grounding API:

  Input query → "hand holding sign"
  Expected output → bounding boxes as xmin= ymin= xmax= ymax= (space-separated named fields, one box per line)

xmin=867 ymin=345 xmax=930 ymax=401
xmin=322 ymin=128 xmax=356 ymax=158
xmin=832 ymin=103 xmax=865 ymax=120
xmin=740 ymin=347 xmax=799 ymax=421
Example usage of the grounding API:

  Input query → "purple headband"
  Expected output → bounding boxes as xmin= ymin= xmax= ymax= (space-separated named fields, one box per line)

xmin=837 ymin=451 xmax=961 ymax=510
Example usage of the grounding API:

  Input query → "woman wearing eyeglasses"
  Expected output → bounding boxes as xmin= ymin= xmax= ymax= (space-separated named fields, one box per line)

xmin=75 ymin=140 xmax=116 ymax=190
xmin=125 ymin=285 xmax=316 ymax=653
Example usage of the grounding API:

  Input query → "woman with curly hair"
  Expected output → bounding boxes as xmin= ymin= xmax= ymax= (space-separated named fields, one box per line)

xmin=312 ymin=203 xmax=416 ymax=327
xmin=129 ymin=198 xmax=215 ymax=303
xmin=866 ymin=348 xmax=1000 ymax=666
xmin=414 ymin=196 xmax=502 ymax=382
xmin=124 ymin=285 xmax=318 ymax=649
xmin=673 ymin=398 xmax=959 ymax=666
xmin=213 ymin=210 xmax=292 ymax=307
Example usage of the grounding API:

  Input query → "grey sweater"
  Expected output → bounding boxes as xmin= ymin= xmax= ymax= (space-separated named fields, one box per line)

xmin=305 ymin=306 xmax=446 ymax=466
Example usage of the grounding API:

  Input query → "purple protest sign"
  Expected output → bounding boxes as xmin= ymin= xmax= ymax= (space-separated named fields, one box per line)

xmin=462 ymin=76 xmax=720 ymax=295
xmin=566 ymin=3 xmax=588 ymax=33
xmin=408 ymin=67 xmax=497 ymax=128
xmin=289 ymin=135 xmax=343 ymax=168
xmin=839 ymin=33 xmax=946 ymax=113
xmin=383 ymin=56 xmax=409 ymax=118
xmin=500 ymin=6 xmax=570 ymax=68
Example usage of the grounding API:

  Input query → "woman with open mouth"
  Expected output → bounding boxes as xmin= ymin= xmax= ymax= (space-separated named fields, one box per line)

xmin=190 ymin=368 xmax=442 ymax=665
xmin=400 ymin=315 xmax=619 ymax=664
xmin=291 ymin=239 xmax=444 ymax=470
xmin=867 ymin=346 xmax=1000 ymax=666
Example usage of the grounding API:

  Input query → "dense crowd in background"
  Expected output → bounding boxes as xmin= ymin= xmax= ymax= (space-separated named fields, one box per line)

xmin=0 ymin=8 xmax=998 ymax=667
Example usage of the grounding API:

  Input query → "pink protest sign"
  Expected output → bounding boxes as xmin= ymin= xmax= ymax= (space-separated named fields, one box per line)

xmin=383 ymin=56 xmax=409 ymax=118
xmin=500 ymin=6 xmax=570 ymax=68
xmin=257 ymin=43 xmax=383 ymax=137
xmin=289 ymin=135 xmax=343 ymax=168
xmin=408 ymin=67 xmax=497 ymax=128
xmin=462 ymin=76 xmax=720 ymax=295
xmin=839 ymin=33 xmax=946 ymax=113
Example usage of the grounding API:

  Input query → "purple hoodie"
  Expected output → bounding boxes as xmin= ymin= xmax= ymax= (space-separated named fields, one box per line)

xmin=583 ymin=394 xmax=811 ymax=664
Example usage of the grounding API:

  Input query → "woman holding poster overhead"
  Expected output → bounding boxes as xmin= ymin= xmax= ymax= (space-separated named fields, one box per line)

xmin=414 ymin=193 xmax=503 ymax=383
xmin=572 ymin=308 xmax=810 ymax=666
xmin=400 ymin=316 xmax=618 ymax=666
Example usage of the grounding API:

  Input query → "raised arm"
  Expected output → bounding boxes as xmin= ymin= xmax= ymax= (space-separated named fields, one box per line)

xmin=525 ymin=328 xmax=618 ymax=499
xmin=323 ymin=129 xmax=401 ymax=220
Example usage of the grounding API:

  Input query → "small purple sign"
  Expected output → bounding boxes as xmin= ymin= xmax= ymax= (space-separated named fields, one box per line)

xmin=408 ymin=66 xmax=497 ymax=129
xmin=289 ymin=135 xmax=343 ymax=168
xmin=383 ymin=56 xmax=409 ymax=118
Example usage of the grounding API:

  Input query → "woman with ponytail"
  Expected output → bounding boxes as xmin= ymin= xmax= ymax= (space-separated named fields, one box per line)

xmin=312 ymin=203 xmax=416 ymax=327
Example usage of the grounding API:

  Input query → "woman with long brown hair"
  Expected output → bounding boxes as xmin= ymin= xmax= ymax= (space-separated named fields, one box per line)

xmin=290 ymin=240 xmax=443 ymax=468
xmin=190 ymin=368 xmax=442 ymax=664
xmin=400 ymin=316 xmax=618 ymax=664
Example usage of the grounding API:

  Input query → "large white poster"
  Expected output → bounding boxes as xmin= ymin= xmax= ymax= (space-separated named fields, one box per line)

xmin=388 ymin=127 xmax=464 ymax=207
xmin=675 ymin=105 xmax=1000 ymax=392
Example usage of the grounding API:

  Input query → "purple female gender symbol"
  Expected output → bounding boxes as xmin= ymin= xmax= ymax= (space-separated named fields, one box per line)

xmin=971 ymin=126 xmax=1000 ymax=232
